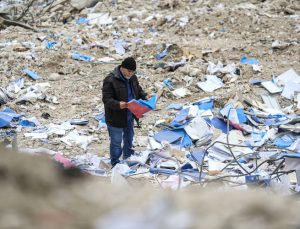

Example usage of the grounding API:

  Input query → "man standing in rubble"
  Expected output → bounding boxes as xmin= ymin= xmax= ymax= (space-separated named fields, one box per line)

xmin=102 ymin=57 xmax=150 ymax=167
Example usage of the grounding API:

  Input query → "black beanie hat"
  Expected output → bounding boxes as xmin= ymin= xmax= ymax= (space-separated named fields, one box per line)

xmin=121 ymin=57 xmax=136 ymax=71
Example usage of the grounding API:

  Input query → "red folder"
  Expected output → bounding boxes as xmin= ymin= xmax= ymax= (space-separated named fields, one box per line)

xmin=128 ymin=100 xmax=151 ymax=118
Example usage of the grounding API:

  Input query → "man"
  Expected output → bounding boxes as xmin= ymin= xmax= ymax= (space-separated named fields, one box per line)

xmin=102 ymin=57 xmax=149 ymax=167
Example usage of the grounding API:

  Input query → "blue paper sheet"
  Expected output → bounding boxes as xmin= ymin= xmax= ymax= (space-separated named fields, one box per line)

xmin=0 ymin=108 xmax=23 ymax=128
xmin=181 ymin=162 xmax=193 ymax=170
xmin=95 ymin=112 xmax=106 ymax=128
xmin=153 ymin=129 xmax=182 ymax=143
xmin=172 ymin=129 xmax=193 ymax=148
xmin=22 ymin=69 xmax=41 ymax=80
xmin=71 ymin=53 xmax=93 ymax=62
xmin=249 ymin=109 xmax=289 ymax=126
xmin=210 ymin=117 xmax=232 ymax=133
xmin=236 ymin=108 xmax=247 ymax=123
xmin=154 ymin=49 xmax=168 ymax=60
xmin=188 ymin=150 xmax=206 ymax=164
xmin=220 ymin=103 xmax=233 ymax=117
xmin=175 ymin=108 xmax=190 ymax=121
xmin=171 ymin=108 xmax=190 ymax=127
xmin=135 ymin=96 xmax=157 ymax=110
xmin=0 ymin=113 xmax=14 ymax=128
xmin=278 ymin=153 xmax=300 ymax=159
xmin=220 ymin=105 xmax=247 ymax=124
xmin=273 ymin=135 xmax=294 ymax=148
xmin=76 ymin=17 xmax=89 ymax=24
xmin=46 ymin=41 xmax=57 ymax=49
xmin=193 ymin=98 xmax=214 ymax=110
xmin=198 ymin=100 xmax=214 ymax=110
xmin=240 ymin=56 xmax=260 ymax=65
xmin=163 ymin=79 xmax=174 ymax=89
xmin=153 ymin=128 xmax=192 ymax=148
xmin=18 ymin=120 xmax=36 ymax=127
xmin=128 ymin=96 xmax=157 ymax=118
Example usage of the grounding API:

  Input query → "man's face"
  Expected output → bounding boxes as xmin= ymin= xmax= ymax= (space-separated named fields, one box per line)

xmin=121 ymin=67 xmax=135 ymax=78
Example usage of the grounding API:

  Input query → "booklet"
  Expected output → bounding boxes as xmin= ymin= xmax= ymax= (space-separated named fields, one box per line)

xmin=127 ymin=95 xmax=157 ymax=118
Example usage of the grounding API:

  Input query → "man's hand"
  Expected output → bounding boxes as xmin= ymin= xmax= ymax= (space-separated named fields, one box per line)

xmin=145 ymin=94 xmax=152 ymax=100
xmin=120 ymin=101 xmax=128 ymax=109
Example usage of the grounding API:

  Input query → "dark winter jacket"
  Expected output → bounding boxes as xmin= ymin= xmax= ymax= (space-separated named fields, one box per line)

xmin=102 ymin=66 xmax=147 ymax=128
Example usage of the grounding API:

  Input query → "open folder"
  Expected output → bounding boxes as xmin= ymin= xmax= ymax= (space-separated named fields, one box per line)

xmin=127 ymin=95 xmax=157 ymax=118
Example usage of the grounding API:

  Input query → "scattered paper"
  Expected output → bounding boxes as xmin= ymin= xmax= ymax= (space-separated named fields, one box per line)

xmin=172 ymin=88 xmax=190 ymax=98
xmin=61 ymin=129 xmax=93 ymax=150
xmin=22 ymin=69 xmax=41 ymax=80
xmin=97 ymin=57 xmax=115 ymax=63
xmin=184 ymin=116 xmax=212 ymax=142
xmin=24 ymin=132 xmax=48 ymax=139
xmin=281 ymin=82 xmax=300 ymax=100
xmin=111 ymin=164 xmax=130 ymax=187
xmin=261 ymin=95 xmax=281 ymax=110
xmin=113 ymin=39 xmax=126 ymax=55
xmin=128 ymin=96 xmax=156 ymax=118
xmin=148 ymin=137 xmax=162 ymax=150
xmin=240 ymin=56 xmax=260 ymax=65
xmin=276 ymin=68 xmax=300 ymax=86
xmin=87 ymin=13 xmax=113 ymax=25
xmin=261 ymin=81 xmax=282 ymax=94
xmin=197 ymin=75 xmax=224 ymax=93
xmin=207 ymin=61 xmax=223 ymax=75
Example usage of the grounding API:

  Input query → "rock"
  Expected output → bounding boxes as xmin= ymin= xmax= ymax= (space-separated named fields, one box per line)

xmin=49 ymin=73 xmax=61 ymax=81
xmin=91 ymin=2 xmax=104 ymax=13
xmin=284 ymin=7 xmax=295 ymax=15
xmin=79 ymin=8 xmax=89 ymax=16
xmin=58 ymin=144 xmax=66 ymax=150
xmin=62 ymin=12 xmax=72 ymax=21
xmin=70 ymin=0 xmax=100 ymax=11
xmin=272 ymin=40 xmax=290 ymax=50
xmin=50 ymin=4 xmax=64 ymax=12
xmin=189 ymin=68 xmax=200 ymax=77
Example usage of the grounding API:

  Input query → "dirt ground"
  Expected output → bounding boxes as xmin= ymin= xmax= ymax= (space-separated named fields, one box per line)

xmin=0 ymin=0 xmax=299 ymax=157
xmin=0 ymin=0 xmax=300 ymax=227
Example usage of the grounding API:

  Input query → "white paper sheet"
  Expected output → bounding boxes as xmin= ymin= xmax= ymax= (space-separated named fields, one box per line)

xmin=184 ymin=116 xmax=212 ymax=141
xmin=281 ymin=82 xmax=300 ymax=100
xmin=197 ymin=75 xmax=224 ymax=92
xmin=276 ymin=68 xmax=300 ymax=85
xmin=261 ymin=81 xmax=282 ymax=94
xmin=172 ymin=88 xmax=190 ymax=98
xmin=87 ymin=13 xmax=113 ymax=25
